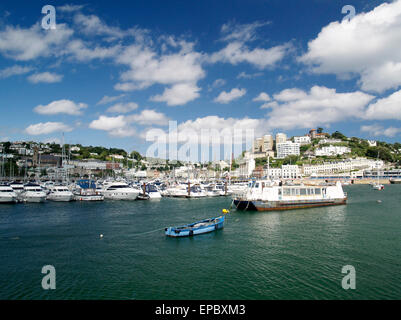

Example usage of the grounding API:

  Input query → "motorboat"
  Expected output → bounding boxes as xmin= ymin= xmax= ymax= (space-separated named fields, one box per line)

xmin=203 ymin=184 xmax=221 ymax=197
xmin=47 ymin=185 xmax=74 ymax=202
xmin=74 ymin=179 xmax=104 ymax=201
xmin=0 ymin=184 xmax=18 ymax=203
xmin=165 ymin=215 xmax=225 ymax=237
xmin=145 ymin=184 xmax=162 ymax=199
xmin=103 ymin=182 xmax=140 ymax=200
xmin=21 ymin=183 xmax=47 ymax=203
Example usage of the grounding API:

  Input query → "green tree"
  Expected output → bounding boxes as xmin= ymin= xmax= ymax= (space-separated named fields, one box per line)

xmin=130 ymin=151 xmax=143 ymax=161
xmin=331 ymin=131 xmax=347 ymax=140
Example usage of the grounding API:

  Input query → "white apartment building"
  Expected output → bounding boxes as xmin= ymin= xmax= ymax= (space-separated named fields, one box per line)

xmin=314 ymin=145 xmax=351 ymax=156
xmin=302 ymin=158 xmax=384 ymax=176
xmin=294 ymin=136 xmax=311 ymax=145
xmin=282 ymin=165 xmax=300 ymax=179
xmin=253 ymin=137 xmax=264 ymax=153
xmin=253 ymin=135 xmax=274 ymax=153
xmin=237 ymin=153 xmax=256 ymax=178
xmin=275 ymin=133 xmax=287 ymax=144
xmin=263 ymin=134 xmax=274 ymax=151
xmin=276 ymin=142 xmax=300 ymax=159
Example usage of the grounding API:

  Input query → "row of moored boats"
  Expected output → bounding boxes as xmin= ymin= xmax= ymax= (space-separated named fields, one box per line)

xmin=0 ymin=179 xmax=248 ymax=203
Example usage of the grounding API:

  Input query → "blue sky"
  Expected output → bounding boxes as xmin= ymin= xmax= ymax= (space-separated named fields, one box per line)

xmin=1 ymin=0 xmax=401 ymax=157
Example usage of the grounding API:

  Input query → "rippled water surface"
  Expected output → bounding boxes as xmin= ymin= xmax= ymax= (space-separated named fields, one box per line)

xmin=1 ymin=185 xmax=401 ymax=299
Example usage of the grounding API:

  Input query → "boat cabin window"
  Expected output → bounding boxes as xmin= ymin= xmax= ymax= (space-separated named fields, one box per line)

xmin=315 ymin=188 xmax=321 ymax=195
xmin=300 ymin=188 xmax=307 ymax=195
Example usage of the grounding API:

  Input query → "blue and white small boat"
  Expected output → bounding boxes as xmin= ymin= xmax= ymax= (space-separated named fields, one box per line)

xmin=165 ymin=215 xmax=225 ymax=237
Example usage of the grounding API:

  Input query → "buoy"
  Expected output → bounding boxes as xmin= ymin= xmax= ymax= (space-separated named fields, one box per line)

xmin=377 ymin=200 xmax=382 ymax=203
xmin=100 ymin=234 xmax=104 ymax=238
xmin=222 ymin=209 xmax=229 ymax=214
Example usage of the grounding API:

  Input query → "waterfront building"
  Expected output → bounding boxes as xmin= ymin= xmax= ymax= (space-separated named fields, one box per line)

xmin=276 ymin=141 xmax=300 ymax=159
xmin=265 ymin=164 xmax=300 ymax=179
xmin=363 ymin=169 xmax=401 ymax=179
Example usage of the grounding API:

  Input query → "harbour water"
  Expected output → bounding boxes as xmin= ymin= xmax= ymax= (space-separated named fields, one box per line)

xmin=0 ymin=185 xmax=400 ymax=300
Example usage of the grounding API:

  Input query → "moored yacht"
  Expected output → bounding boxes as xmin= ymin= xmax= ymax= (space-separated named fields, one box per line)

xmin=372 ymin=183 xmax=384 ymax=191
xmin=203 ymin=184 xmax=221 ymax=197
xmin=164 ymin=183 xmax=189 ymax=198
xmin=0 ymin=184 xmax=18 ymax=203
xmin=103 ymin=182 xmax=140 ymax=200
xmin=10 ymin=181 xmax=24 ymax=195
xmin=186 ymin=184 xmax=207 ymax=198
xmin=145 ymin=184 xmax=162 ymax=199
xmin=74 ymin=180 xmax=104 ymax=201
xmin=21 ymin=183 xmax=47 ymax=203
xmin=47 ymin=185 xmax=74 ymax=202
xmin=234 ymin=180 xmax=347 ymax=211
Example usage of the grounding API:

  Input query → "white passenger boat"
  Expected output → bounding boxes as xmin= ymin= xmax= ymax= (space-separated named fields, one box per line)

xmin=233 ymin=180 xmax=347 ymax=211
xmin=103 ymin=182 xmax=140 ymax=200
xmin=21 ymin=183 xmax=47 ymax=203
xmin=0 ymin=184 xmax=18 ymax=203
xmin=47 ymin=185 xmax=74 ymax=202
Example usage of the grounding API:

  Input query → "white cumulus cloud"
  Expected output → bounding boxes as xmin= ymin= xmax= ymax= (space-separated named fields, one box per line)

xmin=25 ymin=122 xmax=73 ymax=135
xmin=253 ymin=92 xmax=271 ymax=102
xmin=265 ymin=86 xmax=375 ymax=129
xmin=34 ymin=100 xmax=88 ymax=115
xmin=151 ymin=83 xmax=201 ymax=106
xmin=299 ymin=0 xmax=401 ymax=93
xmin=214 ymin=88 xmax=246 ymax=104
xmin=365 ymin=89 xmax=401 ymax=120
xmin=106 ymin=102 xmax=139 ymax=113
xmin=27 ymin=72 xmax=63 ymax=84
